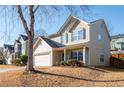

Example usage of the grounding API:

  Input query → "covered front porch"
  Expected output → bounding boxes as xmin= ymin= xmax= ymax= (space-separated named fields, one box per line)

xmin=53 ymin=43 xmax=89 ymax=66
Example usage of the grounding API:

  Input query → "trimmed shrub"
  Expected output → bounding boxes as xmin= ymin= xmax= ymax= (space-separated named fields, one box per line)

xmin=55 ymin=59 xmax=84 ymax=67
xmin=21 ymin=55 xmax=28 ymax=65
xmin=12 ymin=59 xmax=21 ymax=66
xmin=67 ymin=59 xmax=78 ymax=66
xmin=61 ymin=61 xmax=68 ymax=66
xmin=55 ymin=61 xmax=61 ymax=66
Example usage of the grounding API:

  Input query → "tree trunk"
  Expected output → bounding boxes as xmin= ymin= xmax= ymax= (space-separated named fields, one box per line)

xmin=25 ymin=35 xmax=34 ymax=72
xmin=17 ymin=5 xmax=35 ymax=72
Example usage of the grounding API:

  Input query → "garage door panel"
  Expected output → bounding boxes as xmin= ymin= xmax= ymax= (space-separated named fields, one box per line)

xmin=34 ymin=53 xmax=51 ymax=66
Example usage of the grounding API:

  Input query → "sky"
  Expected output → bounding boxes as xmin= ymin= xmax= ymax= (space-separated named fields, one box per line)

xmin=0 ymin=5 xmax=124 ymax=47
xmin=91 ymin=6 xmax=124 ymax=35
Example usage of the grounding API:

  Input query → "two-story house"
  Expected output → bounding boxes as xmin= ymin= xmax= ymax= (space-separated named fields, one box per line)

xmin=33 ymin=16 xmax=110 ymax=66
xmin=3 ymin=44 xmax=14 ymax=64
xmin=111 ymin=34 xmax=124 ymax=51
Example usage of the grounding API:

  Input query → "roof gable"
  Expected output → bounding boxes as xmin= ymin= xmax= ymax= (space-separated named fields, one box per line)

xmin=33 ymin=36 xmax=63 ymax=50
xmin=4 ymin=44 xmax=14 ymax=51
xmin=14 ymin=40 xmax=21 ymax=45
xmin=18 ymin=34 xmax=28 ymax=41
xmin=101 ymin=20 xmax=111 ymax=40
xmin=90 ymin=19 xmax=111 ymax=40
xmin=57 ymin=16 xmax=77 ymax=34
xmin=48 ymin=15 xmax=89 ymax=38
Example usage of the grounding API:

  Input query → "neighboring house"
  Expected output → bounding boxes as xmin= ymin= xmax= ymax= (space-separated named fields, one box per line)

xmin=12 ymin=34 xmax=39 ymax=59
xmin=17 ymin=34 xmax=39 ymax=56
xmin=18 ymin=34 xmax=28 ymax=55
xmin=1 ymin=35 xmax=28 ymax=64
xmin=14 ymin=40 xmax=21 ymax=58
xmin=4 ymin=34 xmax=38 ymax=64
xmin=111 ymin=34 xmax=124 ymax=51
xmin=33 ymin=16 xmax=110 ymax=66
xmin=3 ymin=34 xmax=28 ymax=64
xmin=13 ymin=34 xmax=28 ymax=59
xmin=3 ymin=44 xmax=14 ymax=64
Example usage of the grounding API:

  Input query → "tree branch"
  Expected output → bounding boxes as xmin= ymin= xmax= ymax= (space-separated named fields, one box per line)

xmin=29 ymin=5 xmax=35 ymax=38
xmin=33 ymin=5 xmax=39 ymax=14
xmin=17 ymin=5 xmax=29 ymax=36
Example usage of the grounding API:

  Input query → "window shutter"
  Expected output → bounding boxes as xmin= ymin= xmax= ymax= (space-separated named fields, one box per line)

xmin=66 ymin=33 xmax=68 ymax=43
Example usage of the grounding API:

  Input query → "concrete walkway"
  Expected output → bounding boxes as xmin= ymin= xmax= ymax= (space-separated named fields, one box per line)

xmin=0 ymin=67 xmax=24 ymax=73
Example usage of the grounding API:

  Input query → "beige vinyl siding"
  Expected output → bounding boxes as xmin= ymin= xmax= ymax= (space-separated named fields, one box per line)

xmin=51 ymin=36 xmax=61 ymax=43
xmin=89 ymin=20 xmax=110 ymax=66
xmin=34 ymin=39 xmax=52 ymax=55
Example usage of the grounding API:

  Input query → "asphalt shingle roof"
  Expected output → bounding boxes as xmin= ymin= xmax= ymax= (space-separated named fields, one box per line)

xmin=111 ymin=34 xmax=124 ymax=39
xmin=41 ymin=36 xmax=62 ymax=48
xmin=4 ymin=44 xmax=14 ymax=50
xmin=20 ymin=35 xmax=28 ymax=41
xmin=15 ymin=40 xmax=21 ymax=43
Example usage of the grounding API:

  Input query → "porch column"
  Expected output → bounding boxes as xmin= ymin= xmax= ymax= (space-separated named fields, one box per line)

xmin=64 ymin=49 xmax=66 ymax=61
xmin=83 ymin=47 xmax=86 ymax=64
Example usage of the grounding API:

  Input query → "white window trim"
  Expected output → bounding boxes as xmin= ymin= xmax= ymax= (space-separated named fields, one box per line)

xmin=100 ymin=54 xmax=104 ymax=63
xmin=71 ymin=31 xmax=78 ymax=41
xmin=61 ymin=32 xmax=68 ymax=44
xmin=71 ymin=29 xmax=85 ymax=42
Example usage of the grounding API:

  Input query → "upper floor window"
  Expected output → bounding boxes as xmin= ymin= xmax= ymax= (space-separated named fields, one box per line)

xmin=98 ymin=34 xmax=102 ymax=40
xmin=78 ymin=30 xmax=83 ymax=40
xmin=61 ymin=32 xmax=68 ymax=44
xmin=72 ymin=31 xmax=78 ymax=41
xmin=72 ymin=29 xmax=86 ymax=42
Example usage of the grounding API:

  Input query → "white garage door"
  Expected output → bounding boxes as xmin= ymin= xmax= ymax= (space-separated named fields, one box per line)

xmin=34 ymin=53 xmax=51 ymax=66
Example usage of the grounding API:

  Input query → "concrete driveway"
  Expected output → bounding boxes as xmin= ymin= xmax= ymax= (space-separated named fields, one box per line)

xmin=0 ymin=67 xmax=24 ymax=73
xmin=0 ymin=65 xmax=25 ymax=72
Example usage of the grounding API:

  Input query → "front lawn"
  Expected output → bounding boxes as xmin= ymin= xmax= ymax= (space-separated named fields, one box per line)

xmin=0 ymin=66 xmax=124 ymax=87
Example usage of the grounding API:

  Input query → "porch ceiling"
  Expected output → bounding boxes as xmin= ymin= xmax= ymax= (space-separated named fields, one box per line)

xmin=53 ymin=42 xmax=89 ymax=51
